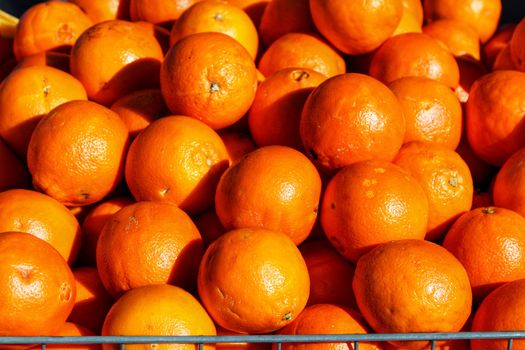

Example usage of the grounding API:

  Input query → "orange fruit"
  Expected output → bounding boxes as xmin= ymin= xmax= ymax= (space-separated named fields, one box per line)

xmin=70 ymin=19 xmax=164 ymax=106
xmin=257 ymin=33 xmax=346 ymax=79
xmin=300 ymin=73 xmax=405 ymax=174
xmin=299 ymin=239 xmax=357 ymax=309
xmin=226 ymin=0 xmax=270 ymax=30
xmin=248 ymin=67 xmax=327 ymax=150
xmin=320 ymin=160 xmax=429 ymax=263
xmin=29 ymin=322 xmax=101 ymax=350
xmin=353 ymin=239 xmax=472 ymax=349
xmin=402 ymin=0 xmax=424 ymax=26
xmin=170 ymin=0 xmax=259 ymax=60
xmin=129 ymin=0 xmax=202 ymax=26
xmin=68 ymin=0 xmax=130 ymax=23
xmin=276 ymin=304 xmax=380 ymax=350
xmin=391 ymin=8 xmax=422 ymax=37
xmin=388 ymin=76 xmax=462 ymax=149
xmin=27 ymin=100 xmax=130 ymax=207
xmin=510 ymin=19 xmax=525 ymax=71
xmin=125 ymin=116 xmax=229 ymax=215
xmin=492 ymin=44 xmax=518 ymax=70
xmin=465 ymin=70 xmax=525 ymax=166
xmin=78 ymin=197 xmax=134 ymax=266
xmin=369 ymin=33 xmax=460 ymax=88
xmin=454 ymin=56 xmax=489 ymax=104
xmin=219 ymin=131 xmax=257 ymax=165
xmin=258 ymin=0 xmax=316 ymax=47
xmin=198 ymin=227 xmax=310 ymax=334
xmin=215 ymin=145 xmax=322 ymax=245
xmin=110 ymin=89 xmax=169 ymax=139
xmin=0 ymin=231 xmax=76 ymax=336
xmin=0 ymin=189 xmax=82 ymax=265
xmin=102 ymin=284 xmax=216 ymax=350
xmin=96 ymin=201 xmax=204 ymax=297
xmin=492 ymin=147 xmax=525 ymax=217
xmin=393 ymin=141 xmax=473 ymax=241
xmin=443 ymin=206 xmax=525 ymax=302
xmin=13 ymin=1 xmax=93 ymax=60
xmin=0 ymin=65 xmax=87 ymax=157
xmin=68 ymin=267 xmax=115 ymax=334
xmin=423 ymin=19 xmax=481 ymax=60
xmin=423 ymin=0 xmax=502 ymax=43
xmin=14 ymin=51 xmax=71 ymax=73
xmin=161 ymin=32 xmax=257 ymax=130
xmin=309 ymin=0 xmax=403 ymax=55
xmin=0 ymin=137 xmax=30 ymax=191
xmin=483 ymin=23 xmax=515 ymax=68
xmin=471 ymin=278 xmax=525 ymax=350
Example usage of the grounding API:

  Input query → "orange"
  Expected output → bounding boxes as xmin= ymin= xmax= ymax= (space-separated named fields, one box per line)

xmin=423 ymin=19 xmax=481 ymax=60
xmin=97 ymin=201 xmax=204 ymax=297
xmin=70 ymin=19 xmax=164 ymax=106
xmin=423 ymin=0 xmax=502 ymax=43
xmin=258 ymin=0 xmax=316 ymax=47
xmin=14 ymin=51 xmax=71 ymax=73
xmin=170 ymin=0 xmax=259 ymax=59
xmin=0 ymin=137 xmax=30 ymax=191
xmin=67 ymin=267 xmax=115 ymax=334
xmin=320 ymin=160 xmax=429 ymax=263
xmin=369 ymin=33 xmax=460 ymax=88
xmin=78 ymin=197 xmax=134 ymax=266
xmin=388 ymin=76 xmax=463 ymax=149
xmin=483 ymin=23 xmax=516 ymax=68
xmin=129 ymin=0 xmax=202 ymax=26
xmin=0 ymin=231 xmax=76 ymax=336
xmin=226 ymin=0 xmax=270 ymax=30
xmin=257 ymin=33 xmax=346 ymax=79
xmin=248 ymin=67 xmax=327 ymax=150
xmin=27 ymin=100 xmax=130 ymax=207
xmin=465 ymin=70 xmax=525 ymax=166
xmin=276 ymin=304 xmax=381 ymax=350
xmin=353 ymin=239 xmax=472 ymax=349
xmin=13 ymin=1 xmax=93 ymax=60
xmin=471 ymin=278 xmax=525 ymax=350
xmin=161 ymin=32 xmax=257 ymax=130
xmin=492 ymin=44 xmax=518 ymax=70
xmin=69 ymin=0 xmax=129 ymax=23
xmin=492 ymin=147 xmax=525 ymax=217
xmin=198 ymin=227 xmax=310 ymax=334
xmin=215 ymin=145 xmax=322 ymax=245
xmin=0 ymin=189 xmax=81 ymax=265
xmin=102 ymin=284 xmax=216 ymax=350
xmin=299 ymin=239 xmax=357 ymax=309
xmin=29 ymin=322 xmax=101 ymax=350
xmin=454 ymin=56 xmax=488 ymax=104
xmin=393 ymin=141 xmax=474 ymax=241
xmin=0 ymin=65 xmax=87 ymax=157
xmin=219 ymin=131 xmax=257 ymax=165
xmin=510 ymin=19 xmax=525 ymax=70
xmin=309 ymin=0 xmax=403 ymax=55
xmin=125 ymin=116 xmax=229 ymax=215
xmin=402 ymin=0 xmax=424 ymax=26
xmin=443 ymin=206 xmax=525 ymax=302
xmin=110 ymin=89 xmax=169 ymax=139
xmin=193 ymin=207 xmax=226 ymax=248
xmin=299 ymin=73 xmax=405 ymax=174
xmin=391 ymin=8 xmax=422 ymax=37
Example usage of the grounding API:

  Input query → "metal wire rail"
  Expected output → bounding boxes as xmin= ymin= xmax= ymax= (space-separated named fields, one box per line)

xmin=1 ymin=332 xmax=525 ymax=350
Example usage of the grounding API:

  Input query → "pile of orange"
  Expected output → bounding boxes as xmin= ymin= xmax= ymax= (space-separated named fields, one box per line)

xmin=1 ymin=0 xmax=525 ymax=349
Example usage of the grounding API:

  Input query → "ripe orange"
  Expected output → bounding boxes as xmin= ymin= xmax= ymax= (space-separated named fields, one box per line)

xmin=300 ymin=73 xmax=405 ymax=174
xmin=277 ymin=304 xmax=381 ymax=350
xmin=14 ymin=51 xmax=71 ymax=73
xmin=388 ymin=76 xmax=462 ymax=150
xmin=509 ymin=18 xmax=525 ymax=70
xmin=70 ymin=19 xmax=164 ymax=106
xmin=0 ymin=138 xmax=30 ymax=191
xmin=465 ymin=70 xmax=525 ymax=166
xmin=483 ymin=23 xmax=515 ymax=67
xmin=299 ymin=239 xmax=357 ymax=309
xmin=454 ymin=56 xmax=488 ymax=104
xmin=248 ymin=67 xmax=327 ymax=150
xmin=30 ymin=322 xmax=101 ymax=350
xmin=129 ymin=0 xmax=202 ymax=26
xmin=471 ymin=278 xmax=525 ymax=350
xmin=161 ymin=32 xmax=257 ymax=130
xmin=0 ymin=189 xmax=81 ymax=265
xmin=0 ymin=232 xmax=76 ymax=336
xmin=198 ymin=228 xmax=310 ymax=334
xmin=257 ymin=33 xmax=346 ymax=79
xmin=369 ymin=33 xmax=460 ymax=88
xmin=27 ymin=100 xmax=130 ymax=207
xmin=219 ymin=131 xmax=257 ymax=165
xmin=402 ymin=0 xmax=424 ymax=26
xmin=392 ymin=8 xmax=422 ymax=36
xmin=215 ymin=145 xmax=322 ymax=245
xmin=353 ymin=239 xmax=472 ymax=349
xmin=493 ymin=44 xmax=518 ymax=70
xmin=13 ymin=1 xmax=93 ymax=60
xmin=0 ymin=65 xmax=87 ymax=157
xmin=102 ymin=284 xmax=216 ymax=350
xmin=170 ymin=0 xmax=259 ymax=59
xmin=68 ymin=267 xmax=115 ymax=334
xmin=492 ymin=147 xmax=525 ymax=217
xmin=125 ymin=116 xmax=229 ymax=215
xmin=309 ymin=0 xmax=403 ymax=55
xmin=443 ymin=206 xmax=525 ymax=302
xmin=69 ymin=0 xmax=129 ymax=23
xmin=394 ymin=141 xmax=474 ymax=241
xmin=320 ymin=160 xmax=428 ymax=262
xmin=423 ymin=19 xmax=481 ymax=60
